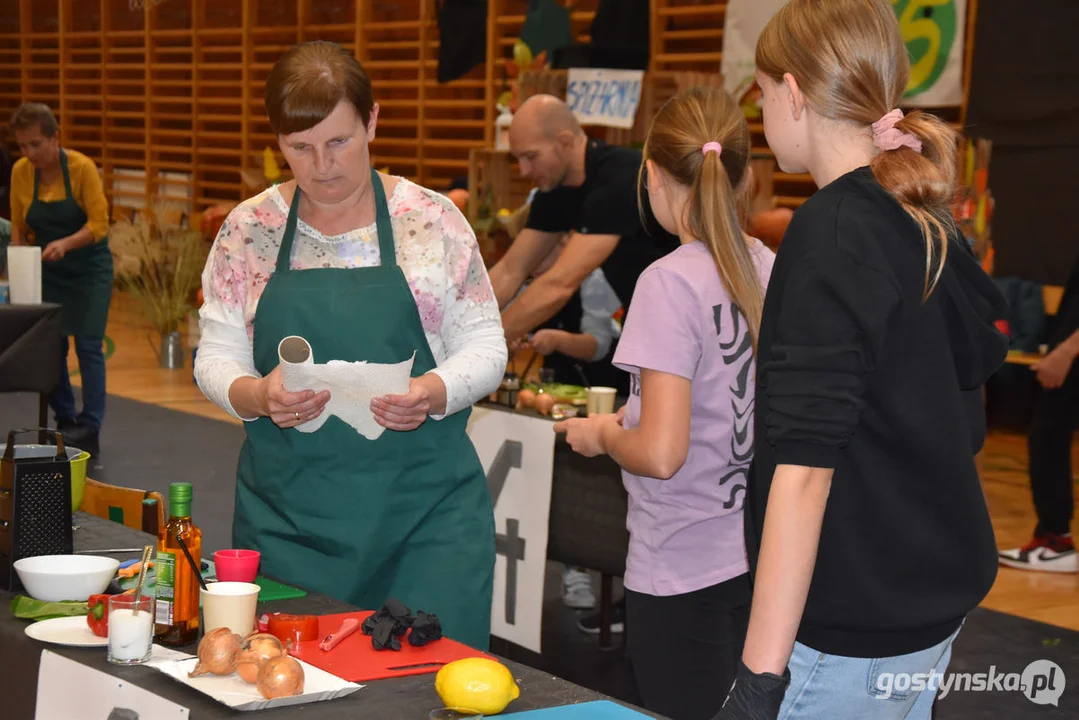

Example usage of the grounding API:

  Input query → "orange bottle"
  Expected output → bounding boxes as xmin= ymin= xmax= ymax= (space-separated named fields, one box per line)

xmin=154 ymin=482 xmax=202 ymax=646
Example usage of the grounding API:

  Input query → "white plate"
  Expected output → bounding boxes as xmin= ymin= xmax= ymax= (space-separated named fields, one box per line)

xmin=147 ymin=649 xmax=363 ymax=712
xmin=24 ymin=616 xmax=108 ymax=647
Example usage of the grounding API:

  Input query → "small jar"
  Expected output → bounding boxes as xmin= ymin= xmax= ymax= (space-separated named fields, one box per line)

xmin=497 ymin=372 xmax=520 ymax=407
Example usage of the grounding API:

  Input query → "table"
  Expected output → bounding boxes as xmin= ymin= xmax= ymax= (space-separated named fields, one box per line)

xmin=1 ymin=513 xmax=660 ymax=718
xmin=0 ymin=303 xmax=63 ymax=443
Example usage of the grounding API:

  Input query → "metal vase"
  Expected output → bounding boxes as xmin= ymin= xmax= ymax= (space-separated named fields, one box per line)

xmin=159 ymin=331 xmax=185 ymax=369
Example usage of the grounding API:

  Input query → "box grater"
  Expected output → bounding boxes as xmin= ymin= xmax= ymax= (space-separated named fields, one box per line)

xmin=0 ymin=428 xmax=74 ymax=591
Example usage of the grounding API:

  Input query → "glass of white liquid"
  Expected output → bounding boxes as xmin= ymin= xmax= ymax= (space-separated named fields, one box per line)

xmin=108 ymin=595 xmax=155 ymax=665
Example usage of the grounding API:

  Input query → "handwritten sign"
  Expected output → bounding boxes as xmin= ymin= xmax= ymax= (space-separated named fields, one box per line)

xmin=467 ymin=406 xmax=555 ymax=654
xmin=566 ymin=68 xmax=646 ymax=129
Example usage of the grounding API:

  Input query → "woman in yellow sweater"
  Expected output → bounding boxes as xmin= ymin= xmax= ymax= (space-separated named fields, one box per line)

xmin=9 ymin=103 xmax=112 ymax=456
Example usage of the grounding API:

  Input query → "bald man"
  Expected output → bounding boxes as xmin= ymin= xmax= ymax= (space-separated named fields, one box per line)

xmin=489 ymin=94 xmax=678 ymax=348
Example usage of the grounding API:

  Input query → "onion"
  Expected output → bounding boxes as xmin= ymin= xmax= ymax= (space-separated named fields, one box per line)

xmin=257 ymin=655 xmax=305 ymax=699
xmin=517 ymin=388 xmax=536 ymax=409
xmin=534 ymin=393 xmax=556 ymax=416
xmin=236 ymin=632 xmax=288 ymax=684
xmin=188 ymin=627 xmax=242 ymax=677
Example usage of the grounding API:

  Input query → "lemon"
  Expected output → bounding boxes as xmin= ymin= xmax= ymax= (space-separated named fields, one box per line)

xmin=435 ymin=658 xmax=521 ymax=715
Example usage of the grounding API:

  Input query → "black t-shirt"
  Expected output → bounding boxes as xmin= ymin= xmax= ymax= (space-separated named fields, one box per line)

xmin=525 ymin=140 xmax=679 ymax=310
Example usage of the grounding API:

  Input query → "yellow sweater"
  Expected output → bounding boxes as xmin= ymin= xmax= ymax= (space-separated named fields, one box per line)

xmin=10 ymin=149 xmax=110 ymax=242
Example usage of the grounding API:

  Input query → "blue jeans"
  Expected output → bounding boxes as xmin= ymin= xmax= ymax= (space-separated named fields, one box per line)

xmin=778 ymin=623 xmax=963 ymax=720
xmin=50 ymin=335 xmax=106 ymax=431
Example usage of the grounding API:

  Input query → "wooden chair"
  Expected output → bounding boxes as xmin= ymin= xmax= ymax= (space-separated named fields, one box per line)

xmin=79 ymin=477 xmax=165 ymax=534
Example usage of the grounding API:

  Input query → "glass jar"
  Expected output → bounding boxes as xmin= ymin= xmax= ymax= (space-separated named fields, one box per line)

xmin=497 ymin=372 xmax=520 ymax=407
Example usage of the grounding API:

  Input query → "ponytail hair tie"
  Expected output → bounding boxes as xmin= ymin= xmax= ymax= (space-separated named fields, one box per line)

xmin=871 ymin=109 xmax=923 ymax=153
xmin=702 ymin=141 xmax=722 ymax=156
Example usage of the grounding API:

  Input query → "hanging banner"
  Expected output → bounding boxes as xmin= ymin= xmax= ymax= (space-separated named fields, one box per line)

xmin=894 ymin=0 xmax=967 ymax=107
xmin=467 ymin=405 xmax=556 ymax=654
xmin=565 ymin=68 xmax=645 ymax=129
xmin=721 ymin=0 xmax=967 ymax=112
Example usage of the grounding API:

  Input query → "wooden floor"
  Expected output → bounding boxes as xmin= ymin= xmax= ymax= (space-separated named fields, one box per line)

xmin=81 ymin=292 xmax=1079 ymax=632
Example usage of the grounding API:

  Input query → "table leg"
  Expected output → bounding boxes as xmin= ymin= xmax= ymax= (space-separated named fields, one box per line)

xmin=38 ymin=393 xmax=48 ymax=444
xmin=599 ymin=573 xmax=613 ymax=651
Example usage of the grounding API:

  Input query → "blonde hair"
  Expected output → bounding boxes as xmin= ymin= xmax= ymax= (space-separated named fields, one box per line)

xmin=756 ymin=0 xmax=958 ymax=296
xmin=638 ymin=86 xmax=763 ymax=353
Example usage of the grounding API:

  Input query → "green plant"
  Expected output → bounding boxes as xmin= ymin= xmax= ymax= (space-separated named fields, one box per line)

xmin=109 ymin=203 xmax=207 ymax=335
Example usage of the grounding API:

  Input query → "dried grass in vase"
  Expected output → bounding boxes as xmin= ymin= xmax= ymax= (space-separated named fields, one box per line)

xmin=109 ymin=203 xmax=208 ymax=336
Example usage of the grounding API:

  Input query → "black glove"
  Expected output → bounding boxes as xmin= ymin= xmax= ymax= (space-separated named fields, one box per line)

xmin=713 ymin=661 xmax=791 ymax=720
xmin=362 ymin=598 xmax=416 ymax=651
xmin=408 ymin=611 xmax=443 ymax=647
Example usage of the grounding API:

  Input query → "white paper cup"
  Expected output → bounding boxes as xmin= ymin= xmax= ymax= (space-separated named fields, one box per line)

xmin=201 ymin=581 xmax=260 ymax=637
xmin=586 ymin=386 xmax=617 ymax=415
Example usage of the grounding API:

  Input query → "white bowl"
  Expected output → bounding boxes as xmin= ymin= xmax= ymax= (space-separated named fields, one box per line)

xmin=13 ymin=554 xmax=120 ymax=602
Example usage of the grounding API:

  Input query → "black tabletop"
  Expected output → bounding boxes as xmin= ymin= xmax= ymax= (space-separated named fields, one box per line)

xmin=1 ymin=513 xmax=659 ymax=719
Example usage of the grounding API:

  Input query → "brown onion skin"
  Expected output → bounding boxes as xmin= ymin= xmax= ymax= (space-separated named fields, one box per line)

xmin=235 ymin=633 xmax=287 ymax=684
xmin=257 ymin=655 xmax=305 ymax=699
xmin=188 ymin=627 xmax=242 ymax=677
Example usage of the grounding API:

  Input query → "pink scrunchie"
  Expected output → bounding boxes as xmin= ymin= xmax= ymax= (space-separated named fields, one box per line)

xmin=702 ymin=141 xmax=722 ymax=156
xmin=871 ymin=109 xmax=923 ymax=153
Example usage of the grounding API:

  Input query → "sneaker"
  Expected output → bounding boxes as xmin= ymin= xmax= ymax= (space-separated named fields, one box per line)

xmin=577 ymin=600 xmax=625 ymax=635
xmin=562 ymin=567 xmax=596 ymax=609
xmin=999 ymin=533 xmax=1078 ymax=573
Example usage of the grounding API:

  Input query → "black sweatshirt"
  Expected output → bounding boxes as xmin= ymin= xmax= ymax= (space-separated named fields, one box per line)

xmin=746 ymin=167 xmax=1009 ymax=658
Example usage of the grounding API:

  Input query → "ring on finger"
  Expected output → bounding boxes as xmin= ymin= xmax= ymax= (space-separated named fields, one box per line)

xmin=294 ymin=411 xmax=300 ymax=421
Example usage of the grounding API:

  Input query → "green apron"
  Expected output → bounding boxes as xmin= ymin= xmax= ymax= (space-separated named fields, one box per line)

xmin=233 ymin=170 xmax=495 ymax=649
xmin=25 ymin=150 xmax=113 ymax=337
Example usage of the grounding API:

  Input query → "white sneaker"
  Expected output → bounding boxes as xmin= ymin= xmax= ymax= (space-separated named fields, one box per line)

xmin=998 ymin=534 xmax=1078 ymax=573
xmin=561 ymin=567 xmax=596 ymax=609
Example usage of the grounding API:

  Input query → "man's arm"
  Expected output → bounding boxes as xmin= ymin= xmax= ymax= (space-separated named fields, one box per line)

xmin=501 ymin=232 xmax=620 ymax=344
xmin=488 ymin=227 xmax=563 ymax=309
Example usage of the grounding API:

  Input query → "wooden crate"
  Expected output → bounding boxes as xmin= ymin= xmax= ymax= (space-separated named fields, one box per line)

xmin=466 ymin=147 xmax=532 ymax=220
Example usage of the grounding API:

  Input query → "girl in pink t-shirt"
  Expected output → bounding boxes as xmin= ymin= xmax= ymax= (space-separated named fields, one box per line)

xmin=555 ymin=87 xmax=774 ymax=720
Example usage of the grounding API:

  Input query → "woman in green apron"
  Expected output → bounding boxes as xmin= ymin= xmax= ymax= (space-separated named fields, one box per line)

xmin=193 ymin=42 xmax=507 ymax=649
xmin=9 ymin=103 xmax=113 ymax=457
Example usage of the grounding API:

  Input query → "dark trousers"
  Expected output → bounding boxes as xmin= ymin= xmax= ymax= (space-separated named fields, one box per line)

xmin=49 ymin=335 xmax=106 ymax=431
xmin=625 ymin=573 xmax=751 ymax=720
xmin=1029 ymin=363 xmax=1078 ymax=536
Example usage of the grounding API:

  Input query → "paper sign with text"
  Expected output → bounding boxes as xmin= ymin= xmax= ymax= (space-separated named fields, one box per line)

xmin=566 ymin=68 xmax=646 ymax=129
xmin=466 ymin=406 xmax=555 ymax=654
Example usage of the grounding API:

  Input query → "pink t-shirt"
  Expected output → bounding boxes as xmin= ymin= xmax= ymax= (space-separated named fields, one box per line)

xmin=613 ymin=239 xmax=775 ymax=596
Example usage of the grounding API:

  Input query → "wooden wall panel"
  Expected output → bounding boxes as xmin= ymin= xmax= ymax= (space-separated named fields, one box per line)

xmin=0 ymin=0 xmax=973 ymax=214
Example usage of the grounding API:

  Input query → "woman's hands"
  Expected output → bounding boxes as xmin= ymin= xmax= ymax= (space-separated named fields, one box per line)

xmin=254 ymin=369 xmax=447 ymax=432
xmin=260 ymin=365 xmax=331 ymax=429
xmin=371 ymin=374 xmax=448 ymax=431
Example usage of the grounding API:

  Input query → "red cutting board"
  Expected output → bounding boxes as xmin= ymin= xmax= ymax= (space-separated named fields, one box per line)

xmin=287 ymin=611 xmax=494 ymax=683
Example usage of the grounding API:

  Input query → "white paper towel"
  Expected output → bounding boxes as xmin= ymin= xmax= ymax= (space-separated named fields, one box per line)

xmin=277 ymin=335 xmax=415 ymax=440
xmin=7 ymin=246 xmax=42 ymax=304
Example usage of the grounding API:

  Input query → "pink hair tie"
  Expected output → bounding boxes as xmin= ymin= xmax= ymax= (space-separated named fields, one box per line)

xmin=702 ymin=141 xmax=722 ymax=156
xmin=871 ymin=109 xmax=923 ymax=153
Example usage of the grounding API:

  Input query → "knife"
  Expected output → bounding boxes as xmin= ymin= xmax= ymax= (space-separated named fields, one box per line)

xmin=320 ymin=617 xmax=361 ymax=651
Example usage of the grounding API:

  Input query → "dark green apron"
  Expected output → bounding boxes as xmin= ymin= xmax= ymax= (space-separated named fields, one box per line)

xmin=25 ymin=150 xmax=113 ymax=337
xmin=233 ymin=170 xmax=495 ymax=649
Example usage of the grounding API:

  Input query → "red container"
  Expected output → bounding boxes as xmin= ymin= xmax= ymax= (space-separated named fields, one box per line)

xmin=213 ymin=549 xmax=261 ymax=583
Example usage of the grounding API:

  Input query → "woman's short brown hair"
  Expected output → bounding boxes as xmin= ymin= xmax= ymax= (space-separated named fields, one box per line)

xmin=264 ymin=41 xmax=374 ymax=136
xmin=10 ymin=103 xmax=58 ymax=137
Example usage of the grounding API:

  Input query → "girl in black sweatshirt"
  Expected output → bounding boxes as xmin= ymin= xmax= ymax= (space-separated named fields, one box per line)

xmin=717 ymin=2 xmax=1009 ymax=719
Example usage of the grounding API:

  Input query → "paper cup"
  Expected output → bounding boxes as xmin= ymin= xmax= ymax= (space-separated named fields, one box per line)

xmin=586 ymin=386 xmax=617 ymax=415
xmin=201 ymin=581 xmax=260 ymax=637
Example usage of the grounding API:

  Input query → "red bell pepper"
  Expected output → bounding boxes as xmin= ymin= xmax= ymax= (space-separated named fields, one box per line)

xmin=86 ymin=594 xmax=110 ymax=637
